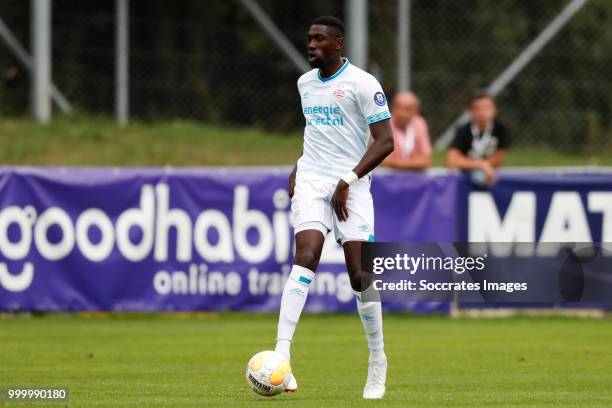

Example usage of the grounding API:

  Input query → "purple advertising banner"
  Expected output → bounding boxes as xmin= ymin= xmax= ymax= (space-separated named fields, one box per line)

xmin=456 ymin=170 xmax=612 ymax=310
xmin=0 ymin=167 xmax=456 ymax=313
xmin=457 ymin=170 xmax=612 ymax=243
xmin=3 ymin=167 xmax=609 ymax=313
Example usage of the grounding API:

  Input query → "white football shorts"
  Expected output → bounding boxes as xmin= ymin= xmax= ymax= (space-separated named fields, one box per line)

xmin=290 ymin=175 xmax=374 ymax=244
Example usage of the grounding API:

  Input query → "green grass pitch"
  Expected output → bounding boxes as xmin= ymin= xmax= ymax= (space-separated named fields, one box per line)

xmin=1 ymin=313 xmax=611 ymax=407
xmin=1 ymin=115 xmax=611 ymax=167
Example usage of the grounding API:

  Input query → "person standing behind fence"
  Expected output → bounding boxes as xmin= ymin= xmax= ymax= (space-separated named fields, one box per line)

xmin=381 ymin=92 xmax=432 ymax=170
xmin=446 ymin=90 xmax=509 ymax=185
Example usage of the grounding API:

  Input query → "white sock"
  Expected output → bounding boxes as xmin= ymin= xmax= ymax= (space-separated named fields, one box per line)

xmin=275 ymin=265 xmax=315 ymax=361
xmin=354 ymin=289 xmax=385 ymax=361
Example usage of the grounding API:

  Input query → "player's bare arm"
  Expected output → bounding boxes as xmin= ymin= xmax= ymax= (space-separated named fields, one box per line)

xmin=332 ymin=120 xmax=394 ymax=221
xmin=288 ymin=152 xmax=301 ymax=198
xmin=288 ymin=164 xmax=297 ymax=198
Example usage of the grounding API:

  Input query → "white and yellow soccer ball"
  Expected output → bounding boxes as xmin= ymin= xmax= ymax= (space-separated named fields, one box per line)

xmin=245 ymin=350 xmax=292 ymax=396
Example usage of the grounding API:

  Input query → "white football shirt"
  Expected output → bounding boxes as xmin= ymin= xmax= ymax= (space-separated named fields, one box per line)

xmin=296 ymin=58 xmax=391 ymax=184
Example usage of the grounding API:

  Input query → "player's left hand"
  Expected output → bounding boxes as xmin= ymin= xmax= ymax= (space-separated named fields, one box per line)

xmin=332 ymin=181 xmax=350 ymax=221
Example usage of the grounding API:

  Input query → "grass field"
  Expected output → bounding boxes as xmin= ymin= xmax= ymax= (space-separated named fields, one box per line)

xmin=1 ymin=313 xmax=612 ymax=407
xmin=1 ymin=115 xmax=611 ymax=167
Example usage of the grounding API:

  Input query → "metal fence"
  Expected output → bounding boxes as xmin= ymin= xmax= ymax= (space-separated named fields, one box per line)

xmin=0 ymin=0 xmax=610 ymax=151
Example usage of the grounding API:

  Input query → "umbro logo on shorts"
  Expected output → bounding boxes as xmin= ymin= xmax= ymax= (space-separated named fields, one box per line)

xmin=358 ymin=224 xmax=370 ymax=232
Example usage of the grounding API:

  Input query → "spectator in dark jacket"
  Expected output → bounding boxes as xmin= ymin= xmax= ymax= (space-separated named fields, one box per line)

xmin=446 ymin=90 xmax=509 ymax=185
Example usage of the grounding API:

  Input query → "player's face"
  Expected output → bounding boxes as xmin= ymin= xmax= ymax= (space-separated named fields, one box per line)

xmin=469 ymin=97 xmax=496 ymax=127
xmin=306 ymin=25 xmax=342 ymax=68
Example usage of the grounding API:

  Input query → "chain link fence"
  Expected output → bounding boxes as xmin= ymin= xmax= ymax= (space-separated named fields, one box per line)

xmin=0 ymin=0 xmax=610 ymax=151
xmin=370 ymin=0 xmax=612 ymax=152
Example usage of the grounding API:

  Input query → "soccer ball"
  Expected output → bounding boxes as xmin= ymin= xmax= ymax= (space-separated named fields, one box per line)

xmin=245 ymin=350 xmax=292 ymax=396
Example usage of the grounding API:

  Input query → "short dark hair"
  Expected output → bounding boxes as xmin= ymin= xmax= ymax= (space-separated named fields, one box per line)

xmin=311 ymin=16 xmax=345 ymax=36
xmin=469 ymin=89 xmax=494 ymax=105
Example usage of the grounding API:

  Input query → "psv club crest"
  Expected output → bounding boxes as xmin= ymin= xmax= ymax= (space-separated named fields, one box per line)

xmin=332 ymin=87 xmax=346 ymax=100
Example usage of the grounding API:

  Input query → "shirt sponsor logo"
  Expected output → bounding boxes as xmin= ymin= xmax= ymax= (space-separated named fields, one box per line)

xmin=303 ymin=105 xmax=341 ymax=115
xmin=303 ymin=105 xmax=345 ymax=126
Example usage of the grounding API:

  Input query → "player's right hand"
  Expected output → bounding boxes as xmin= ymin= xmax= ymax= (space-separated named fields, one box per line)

xmin=288 ymin=166 xmax=297 ymax=198
xmin=288 ymin=176 xmax=296 ymax=198
xmin=332 ymin=181 xmax=350 ymax=221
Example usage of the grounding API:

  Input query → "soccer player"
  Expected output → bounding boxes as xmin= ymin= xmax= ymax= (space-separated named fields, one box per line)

xmin=274 ymin=16 xmax=394 ymax=399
